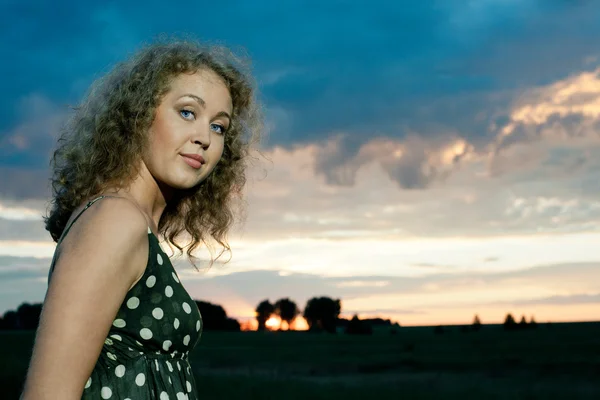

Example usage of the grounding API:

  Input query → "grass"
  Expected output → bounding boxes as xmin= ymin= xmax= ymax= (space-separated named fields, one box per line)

xmin=2 ymin=322 xmax=600 ymax=399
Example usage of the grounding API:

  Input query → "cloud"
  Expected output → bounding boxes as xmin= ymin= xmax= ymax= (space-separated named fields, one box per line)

xmin=0 ymin=167 xmax=51 ymax=200
xmin=0 ymin=93 xmax=67 ymax=168
xmin=184 ymin=261 xmax=600 ymax=298
xmin=309 ymin=65 xmax=600 ymax=190
xmin=1 ymin=251 xmax=598 ymax=325
xmin=2 ymin=1 xmax=600 ymax=327
xmin=163 ymin=261 xmax=600 ymax=321
xmin=1 ymin=2 xmax=599 ymax=202
xmin=240 ymin=138 xmax=600 ymax=238
xmin=0 ymin=255 xmax=50 ymax=272
xmin=515 ymin=293 xmax=600 ymax=306
xmin=495 ymin=67 xmax=600 ymax=144
xmin=0 ymin=218 xmax=48 ymax=241
xmin=2 ymin=1 xmax=599 ymax=145
xmin=313 ymin=133 xmax=478 ymax=189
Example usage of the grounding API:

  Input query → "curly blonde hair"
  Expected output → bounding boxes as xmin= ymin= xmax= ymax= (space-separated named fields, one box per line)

xmin=44 ymin=38 xmax=264 ymax=271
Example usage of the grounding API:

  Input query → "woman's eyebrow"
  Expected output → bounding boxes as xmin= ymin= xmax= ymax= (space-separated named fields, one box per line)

xmin=180 ymin=93 xmax=231 ymax=121
xmin=181 ymin=93 xmax=206 ymax=108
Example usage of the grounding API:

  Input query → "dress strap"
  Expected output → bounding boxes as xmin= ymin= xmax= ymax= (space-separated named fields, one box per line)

xmin=48 ymin=195 xmax=107 ymax=283
xmin=56 ymin=195 xmax=107 ymax=246
xmin=47 ymin=195 xmax=154 ymax=284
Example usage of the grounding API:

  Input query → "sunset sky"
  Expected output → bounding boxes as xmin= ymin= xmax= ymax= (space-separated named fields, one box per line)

xmin=1 ymin=1 xmax=599 ymax=327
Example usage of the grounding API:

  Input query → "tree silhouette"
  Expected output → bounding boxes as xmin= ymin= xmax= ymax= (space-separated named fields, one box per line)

xmin=17 ymin=302 xmax=43 ymax=330
xmin=519 ymin=315 xmax=528 ymax=329
xmin=2 ymin=310 xmax=18 ymax=330
xmin=255 ymin=299 xmax=275 ymax=331
xmin=274 ymin=298 xmax=299 ymax=330
xmin=303 ymin=297 xmax=341 ymax=333
xmin=529 ymin=316 xmax=538 ymax=329
xmin=503 ymin=313 xmax=517 ymax=331
xmin=472 ymin=314 xmax=482 ymax=331
xmin=0 ymin=303 xmax=43 ymax=330
xmin=194 ymin=300 xmax=239 ymax=331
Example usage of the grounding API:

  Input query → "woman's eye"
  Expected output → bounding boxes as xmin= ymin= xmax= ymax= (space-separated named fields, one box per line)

xmin=210 ymin=123 xmax=226 ymax=135
xmin=180 ymin=109 xmax=195 ymax=120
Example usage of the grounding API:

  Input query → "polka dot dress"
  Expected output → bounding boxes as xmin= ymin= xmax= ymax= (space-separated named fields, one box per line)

xmin=47 ymin=196 xmax=203 ymax=399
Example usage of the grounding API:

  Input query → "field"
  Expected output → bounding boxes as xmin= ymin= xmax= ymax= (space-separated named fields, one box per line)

xmin=2 ymin=322 xmax=599 ymax=399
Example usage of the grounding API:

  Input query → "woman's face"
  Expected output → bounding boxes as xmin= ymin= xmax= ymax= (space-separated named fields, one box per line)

xmin=144 ymin=69 xmax=233 ymax=191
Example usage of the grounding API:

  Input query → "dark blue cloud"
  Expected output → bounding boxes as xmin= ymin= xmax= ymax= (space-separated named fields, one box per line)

xmin=1 ymin=0 xmax=598 ymax=170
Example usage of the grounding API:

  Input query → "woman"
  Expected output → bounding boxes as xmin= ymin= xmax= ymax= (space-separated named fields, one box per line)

xmin=20 ymin=39 xmax=263 ymax=399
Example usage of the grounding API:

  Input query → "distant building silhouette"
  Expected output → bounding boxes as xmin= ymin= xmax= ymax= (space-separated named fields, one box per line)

xmin=345 ymin=315 xmax=373 ymax=335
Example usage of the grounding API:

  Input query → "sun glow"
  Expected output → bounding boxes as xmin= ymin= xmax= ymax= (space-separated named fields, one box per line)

xmin=239 ymin=315 xmax=310 ymax=331
xmin=265 ymin=315 xmax=281 ymax=330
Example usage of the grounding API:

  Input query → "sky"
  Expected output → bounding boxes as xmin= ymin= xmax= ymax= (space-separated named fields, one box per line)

xmin=1 ymin=0 xmax=600 ymax=326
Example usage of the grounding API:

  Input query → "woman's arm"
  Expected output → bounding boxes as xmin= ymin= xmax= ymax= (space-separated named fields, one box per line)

xmin=20 ymin=197 xmax=150 ymax=399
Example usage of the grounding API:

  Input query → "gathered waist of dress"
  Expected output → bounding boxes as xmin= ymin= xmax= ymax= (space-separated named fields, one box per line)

xmin=141 ymin=350 xmax=190 ymax=362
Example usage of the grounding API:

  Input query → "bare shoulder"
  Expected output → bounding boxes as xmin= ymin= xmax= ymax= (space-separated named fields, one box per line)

xmin=20 ymin=196 xmax=150 ymax=399
xmin=57 ymin=195 xmax=151 ymax=291
xmin=60 ymin=196 xmax=149 ymax=251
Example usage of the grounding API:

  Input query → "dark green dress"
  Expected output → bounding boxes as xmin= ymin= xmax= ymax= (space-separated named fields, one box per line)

xmin=47 ymin=195 xmax=203 ymax=399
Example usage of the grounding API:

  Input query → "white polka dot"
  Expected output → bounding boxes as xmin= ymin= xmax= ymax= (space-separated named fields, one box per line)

xmin=112 ymin=319 xmax=126 ymax=328
xmin=165 ymin=286 xmax=173 ymax=297
xmin=110 ymin=334 xmax=122 ymax=341
xmin=163 ymin=340 xmax=172 ymax=351
xmin=169 ymin=376 xmax=172 ymax=385
xmin=135 ymin=372 xmax=146 ymax=386
xmin=155 ymin=359 xmax=160 ymax=371
xmin=127 ymin=297 xmax=140 ymax=309
xmin=140 ymin=328 xmax=153 ymax=340
xmin=177 ymin=361 xmax=181 ymax=371
xmin=174 ymin=318 xmax=180 ymax=329
xmin=157 ymin=253 xmax=163 ymax=265
xmin=107 ymin=352 xmax=117 ymax=361
xmin=115 ymin=365 xmax=126 ymax=377
xmin=146 ymin=275 xmax=156 ymax=288
xmin=101 ymin=386 xmax=112 ymax=399
xmin=182 ymin=302 xmax=191 ymax=314
xmin=172 ymin=272 xmax=179 ymax=283
xmin=160 ymin=392 xmax=170 ymax=400
xmin=166 ymin=360 xmax=173 ymax=372
xmin=186 ymin=381 xmax=192 ymax=392
xmin=85 ymin=377 xmax=92 ymax=389
xmin=196 ymin=320 xmax=201 ymax=331
xmin=183 ymin=335 xmax=190 ymax=346
xmin=177 ymin=392 xmax=186 ymax=400
xmin=104 ymin=338 xmax=113 ymax=345
xmin=152 ymin=307 xmax=164 ymax=319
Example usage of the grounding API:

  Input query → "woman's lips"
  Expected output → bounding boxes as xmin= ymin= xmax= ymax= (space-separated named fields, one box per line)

xmin=181 ymin=155 xmax=202 ymax=169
